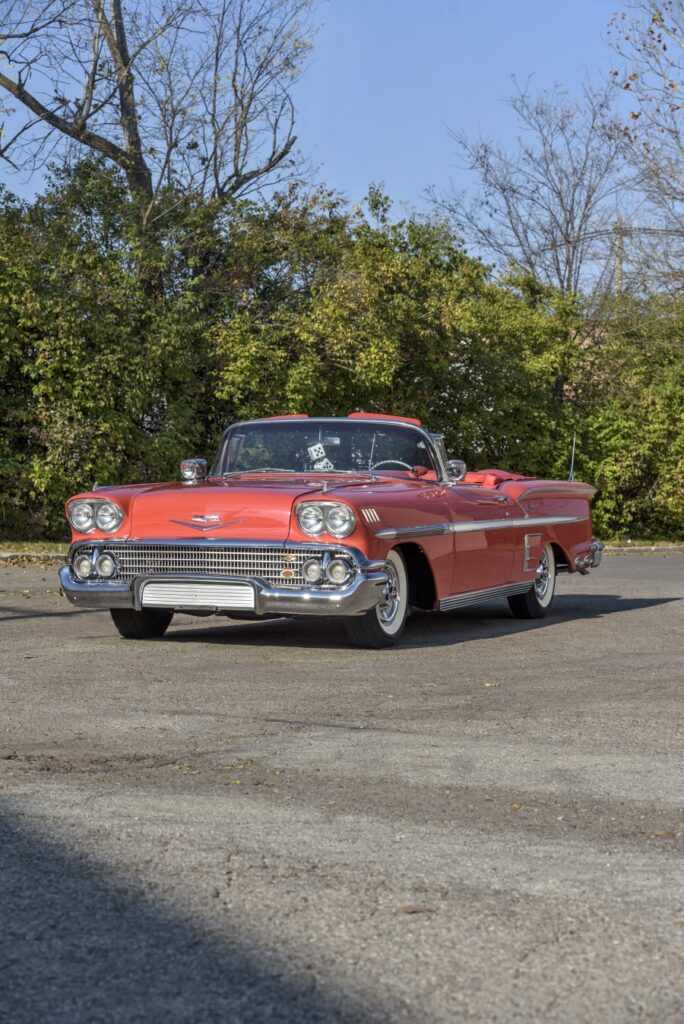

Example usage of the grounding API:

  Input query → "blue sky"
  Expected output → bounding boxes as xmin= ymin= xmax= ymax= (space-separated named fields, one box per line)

xmin=294 ymin=0 xmax=619 ymax=208
xmin=1 ymin=0 xmax=620 ymax=205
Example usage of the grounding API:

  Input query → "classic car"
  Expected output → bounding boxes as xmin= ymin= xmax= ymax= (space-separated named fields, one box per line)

xmin=59 ymin=413 xmax=603 ymax=648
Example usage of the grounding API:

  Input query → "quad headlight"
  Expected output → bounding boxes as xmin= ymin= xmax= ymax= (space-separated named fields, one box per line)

xmin=68 ymin=499 xmax=124 ymax=534
xmin=95 ymin=502 xmax=123 ymax=532
xmin=295 ymin=501 xmax=356 ymax=538
xmin=69 ymin=501 xmax=95 ymax=533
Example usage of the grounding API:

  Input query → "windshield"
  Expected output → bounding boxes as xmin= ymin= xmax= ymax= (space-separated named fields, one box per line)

xmin=216 ymin=420 xmax=438 ymax=476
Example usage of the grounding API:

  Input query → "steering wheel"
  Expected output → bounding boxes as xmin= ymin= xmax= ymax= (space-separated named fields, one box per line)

xmin=370 ymin=459 xmax=412 ymax=471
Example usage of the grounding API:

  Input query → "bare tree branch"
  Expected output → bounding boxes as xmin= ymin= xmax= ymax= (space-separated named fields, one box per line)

xmin=0 ymin=0 xmax=314 ymax=219
xmin=431 ymin=81 xmax=634 ymax=301
xmin=609 ymin=1 xmax=684 ymax=291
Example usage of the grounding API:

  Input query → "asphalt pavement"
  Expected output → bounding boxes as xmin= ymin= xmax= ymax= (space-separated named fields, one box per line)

xmin=0 ymin=553 xmax=682 ymax=1023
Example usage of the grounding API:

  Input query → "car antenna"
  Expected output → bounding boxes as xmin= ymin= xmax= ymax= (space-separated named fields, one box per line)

xmin=568 ymin=433 xmax=576 ymax=482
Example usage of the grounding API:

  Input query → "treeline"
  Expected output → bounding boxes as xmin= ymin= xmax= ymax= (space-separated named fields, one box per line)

xmin=1 ymin=164 xmax=682 ymax=540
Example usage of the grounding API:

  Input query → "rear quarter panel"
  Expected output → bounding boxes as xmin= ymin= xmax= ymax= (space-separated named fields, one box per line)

xmin=500 ymin=481 xmax=597 ymax=575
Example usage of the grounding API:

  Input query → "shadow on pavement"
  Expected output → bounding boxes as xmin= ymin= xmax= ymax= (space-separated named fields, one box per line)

xmin=0 ymin=605 xmax=103 ymax=624
xmin=160 ymin=593 xmax=679 ymax=651
xmin=0 ymin=805 xmax=382 ymax=1024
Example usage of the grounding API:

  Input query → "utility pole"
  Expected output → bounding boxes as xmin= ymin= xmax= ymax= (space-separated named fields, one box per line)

xmin=615 ymin=216 xmax=624 ymax=294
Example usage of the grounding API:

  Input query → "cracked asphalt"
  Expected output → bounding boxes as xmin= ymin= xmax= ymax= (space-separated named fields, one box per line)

xmin=0 ymin=553 xmax=682 ymax=1023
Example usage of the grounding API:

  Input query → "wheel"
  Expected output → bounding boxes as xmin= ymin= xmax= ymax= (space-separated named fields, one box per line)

xmin=344 ymin=548 xmax=408 ymax=648
xmin=508 ymin=543 xmax=556 ymax=619
xmin=110 ymin=607 xmax=174 ymax=639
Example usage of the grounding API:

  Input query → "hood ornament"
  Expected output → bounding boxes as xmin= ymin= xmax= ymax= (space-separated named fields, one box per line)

xmin=170 ymin=516 xmax=243 ymax=532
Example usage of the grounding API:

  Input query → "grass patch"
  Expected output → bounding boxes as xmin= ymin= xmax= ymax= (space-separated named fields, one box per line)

xmin=0 ymin=540 xmax=69 ymax=553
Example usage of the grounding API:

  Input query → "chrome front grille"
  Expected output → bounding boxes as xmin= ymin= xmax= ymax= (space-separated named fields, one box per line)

xmin=74 ymin=542 xmax=332 ymax=587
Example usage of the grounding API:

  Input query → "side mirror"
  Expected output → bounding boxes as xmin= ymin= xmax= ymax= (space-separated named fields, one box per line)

xmin=180 ymin=458 xmax=208 ymax=485
xmin=446 ymin=459 xmax=467 ymax=483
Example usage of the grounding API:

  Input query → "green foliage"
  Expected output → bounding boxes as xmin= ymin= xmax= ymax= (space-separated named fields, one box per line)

xmin=0 ymin=164 xmax=682 ymax=539
xmin=0 ymin=163 xmax=232 ymax=535
xmin=575 ymin=296 xmax=684 ymax=538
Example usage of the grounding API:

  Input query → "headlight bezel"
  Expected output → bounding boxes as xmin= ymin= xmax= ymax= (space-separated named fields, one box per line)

xmin=296 ymin=501 xmax=357 ymax=539
xmin=68 ymin=501 xmax=95 ymax=533
xmin=68 ymin=498 xmax=125 ymax=534
xmin=95 ymin=501 xmax=124 ymax=532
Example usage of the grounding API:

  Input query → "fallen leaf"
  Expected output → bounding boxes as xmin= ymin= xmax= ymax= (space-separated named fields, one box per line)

xmin=483 ymin=681 xmax=500 ymax=688
xmin=510 ymin=802 xmax=522 ymax=810
xmin=395 ymin=903 xmax=436 ymax=915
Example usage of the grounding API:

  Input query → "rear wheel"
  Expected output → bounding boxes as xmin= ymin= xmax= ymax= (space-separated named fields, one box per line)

xmin=344 ymin=548 xmax=408 ymax=648
xmin=110 ymin=607 xmax=174 ymax=639
xmin=508 ymin=543 xmax=556 ymax=619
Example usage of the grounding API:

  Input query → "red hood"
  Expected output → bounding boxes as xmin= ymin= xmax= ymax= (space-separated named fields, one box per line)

xmin=67 ymin=472 xmax=439 ymax=544
xmin=125 ymin=478 xmax=329 ymax=540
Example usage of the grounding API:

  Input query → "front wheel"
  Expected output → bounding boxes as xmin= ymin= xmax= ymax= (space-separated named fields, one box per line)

xmin=343 ymin=548 xmax=408 ymax=648
xmin=110 ymin=607 xmax=174 ymax=639
xmin=508 ymin=543 xmax=556 ymax=619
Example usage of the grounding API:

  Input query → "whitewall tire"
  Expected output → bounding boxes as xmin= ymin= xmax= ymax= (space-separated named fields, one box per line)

xmin=508 ymin=543 xmax=556 ymax=619
xmin=344 ymin=548 xmax=408 ymax=648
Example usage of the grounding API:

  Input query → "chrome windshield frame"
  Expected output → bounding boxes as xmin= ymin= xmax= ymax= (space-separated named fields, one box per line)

xmin=211 ymin=417 xmax=450 ymax=482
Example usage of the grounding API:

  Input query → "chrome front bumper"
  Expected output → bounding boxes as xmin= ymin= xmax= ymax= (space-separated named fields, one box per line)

xmin=58 ymin=564 xmax=390 ymax=617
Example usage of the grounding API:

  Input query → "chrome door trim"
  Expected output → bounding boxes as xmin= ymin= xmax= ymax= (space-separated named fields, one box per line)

xmin=375 ymin=514 xmax=587 ymax=540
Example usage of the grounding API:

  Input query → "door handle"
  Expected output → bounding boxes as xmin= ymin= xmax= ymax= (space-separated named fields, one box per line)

xmin=494 ymin=494 xmax=509 ymax=503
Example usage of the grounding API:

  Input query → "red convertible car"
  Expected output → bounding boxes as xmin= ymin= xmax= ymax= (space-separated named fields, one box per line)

xmin=59 ymin=413 xmax=603 ymax=647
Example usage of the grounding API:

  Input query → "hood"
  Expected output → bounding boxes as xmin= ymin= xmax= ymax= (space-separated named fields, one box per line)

xmin=124 ymin=478 xmax=331 ymax=540
xmin=68 ymin=472 xmax=439 ymax=544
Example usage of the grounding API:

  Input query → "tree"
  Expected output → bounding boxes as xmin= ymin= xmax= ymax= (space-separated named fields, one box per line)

xmin=609 ymin=1 xmax=684 ymax=292
xmin=0 ymin=160 xmax=238 ymax=535
xmin=432 ymin=82 xmax=631 ymax=301
xmin=0 ymin=0 xmax=313 ymax=226
xmin=213 ymin=190 xmax=582 ymax=475
xmin=576 ymin=294 xmax=684 ymax=538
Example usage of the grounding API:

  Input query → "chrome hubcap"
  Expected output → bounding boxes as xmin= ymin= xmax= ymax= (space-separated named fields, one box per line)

xmin=379 ymin=563 xmax=401 ymax=625
xmin=534 ymin=550 xmax=551 ymax=599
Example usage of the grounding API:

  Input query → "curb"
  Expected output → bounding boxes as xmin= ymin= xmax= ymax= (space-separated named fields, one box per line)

xmin=603 ymin=545 xmax=684 ymax=554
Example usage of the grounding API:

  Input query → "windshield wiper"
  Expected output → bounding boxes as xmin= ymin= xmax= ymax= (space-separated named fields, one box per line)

xmin=223 ymin=467 xmax=297 ymax=476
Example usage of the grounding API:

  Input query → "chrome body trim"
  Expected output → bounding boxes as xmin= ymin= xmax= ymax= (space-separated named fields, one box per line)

xmin=59 ymin=564 xmax=389 ymax=617
xmin=375 ymin=523 xmax=452 ymax=540
xmin=440 ymin=580 xmax=532 ymax=612
xmin=360 ymin=507 xmax=380 ymax=524
xmin=523 ymin=532 xmax=543 ymax=572
xmin=376 ymin=514 xmax=587 ymax=540
xmin=513 ymin=484 xmax=596 ymax=501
